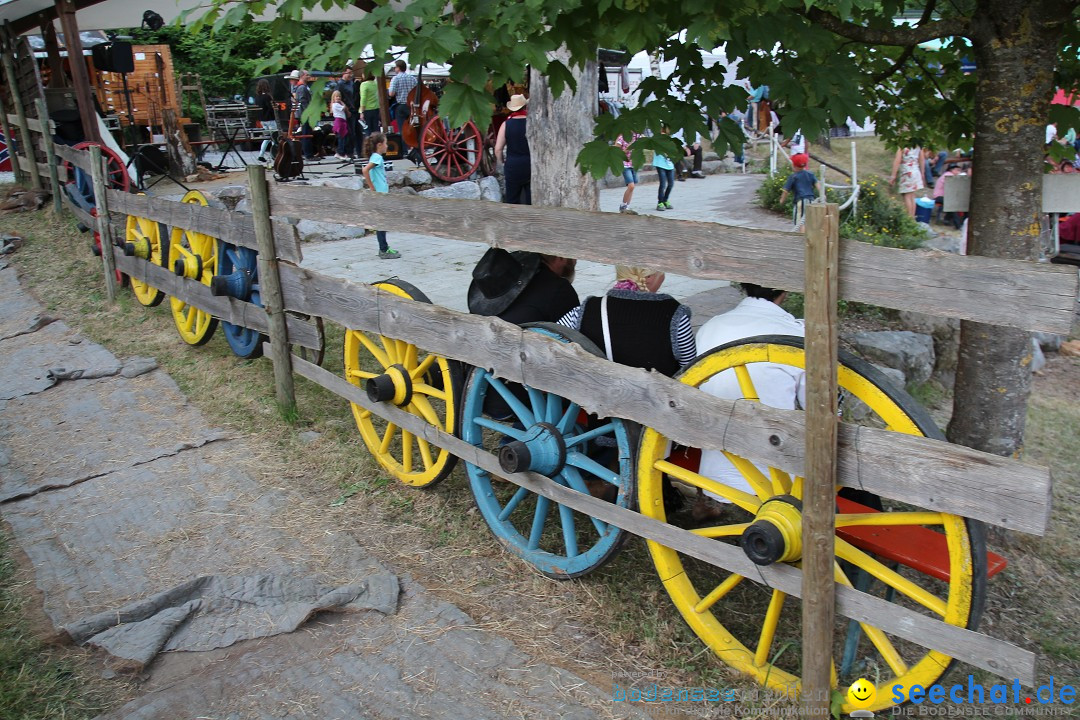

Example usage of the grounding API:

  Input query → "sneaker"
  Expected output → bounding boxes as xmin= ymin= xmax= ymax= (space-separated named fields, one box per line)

xmin=690 ymin=170 xmax=705 ymax=179
xmin=619 ymin=205 xmax=638 ymax=215
xmin=378 ymin=249 xmax=402 ymax=259
xmin=663 ymin=201 xmax=674 ymax=210
xmin=656 ymin=203 xmax=667 ymax=211
xmin=257 ymin=155 xmax=267 ymax=163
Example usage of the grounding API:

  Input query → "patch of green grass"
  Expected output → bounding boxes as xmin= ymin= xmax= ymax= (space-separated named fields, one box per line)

xmin=907 ymin=379 xmax=948 ymax=409
xmin=0 ymin=531 xmax=128 ymax=718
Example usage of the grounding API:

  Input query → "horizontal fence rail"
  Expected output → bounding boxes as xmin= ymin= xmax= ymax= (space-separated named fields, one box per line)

xmin=277 ymin=265 xmax=1052 ymax=535
xmin=268 ymin=185 xmax=1079 ymax=335
xmin=106 ymin=190 xmax=303 ymax=265
xmin=112 ymin=249 xmax=321 ymax=350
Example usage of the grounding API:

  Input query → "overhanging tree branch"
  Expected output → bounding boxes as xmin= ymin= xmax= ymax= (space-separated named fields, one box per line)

xmin=801 ymin=6 xmax=970 ymax=46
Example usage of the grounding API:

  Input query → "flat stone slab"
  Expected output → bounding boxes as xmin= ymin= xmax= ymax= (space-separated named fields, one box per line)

xmin=0 ymin=320 xmax=121 ymax=400
xmin=0 ymin=264 xmax=47 ymax=340
xmin=1 ymin=439 xmax=386 ymax=624
xmin=95 ymin=590 xmax=635 ymax=720
xmin=0 ymin=371 xmax=227 ymax=501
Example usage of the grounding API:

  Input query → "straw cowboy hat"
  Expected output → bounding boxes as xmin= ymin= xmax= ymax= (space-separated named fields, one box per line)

xmin=506 ymin=94 xmax=528 ymax=111
xmin=467 ymin=248 xmax=542 ymax=316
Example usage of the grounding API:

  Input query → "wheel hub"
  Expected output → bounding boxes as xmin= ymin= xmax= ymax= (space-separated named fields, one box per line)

xmin=210 ymin=268 xmax=254 ymax=300
xmin=174 ymin=254 xmax=203 ymax=280
xmin=741 ymin=495 xmax=803 ymax=566
xmin=366 ymin=364 xmax=413 ymax=407
xmin=498 ymin=422 xmax=566 ymax=477
xmin=124 ymin=235 xmax=152 ymax=260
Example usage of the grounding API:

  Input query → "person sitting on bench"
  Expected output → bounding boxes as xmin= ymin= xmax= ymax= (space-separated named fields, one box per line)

xmin=692 ymin=283 xmax=804 ymax=520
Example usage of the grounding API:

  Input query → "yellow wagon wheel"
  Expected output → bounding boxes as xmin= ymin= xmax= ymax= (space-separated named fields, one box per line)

xmin=343 ymin=279 xmax=461 ymax=488
xmin=638 ymin=335 xmax=986 ymax=714
xmin=167 ymin=190 xmax=219 ymax=346
xmin=124 ymin=199 xmax=169 ymax=307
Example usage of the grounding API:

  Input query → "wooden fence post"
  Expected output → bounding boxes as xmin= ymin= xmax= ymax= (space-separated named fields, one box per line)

xmin=801 ymin=202 xmax=840 ymax=717
xmin=247 ymin=164 xmax=296 ymax=413
xmin=34 ymin=97 xmax=63 ymax=213
xmin=0 ymin=32 xmax=41 ymax=190
xmin=88 ymin=145 xmax=118 ymax=302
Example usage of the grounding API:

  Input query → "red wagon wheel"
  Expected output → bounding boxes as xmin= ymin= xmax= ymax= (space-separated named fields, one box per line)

xmin=62 ymin=140 xmax=131 ymax=208
xmin=419 ymin=117 xmax=483 ymax=183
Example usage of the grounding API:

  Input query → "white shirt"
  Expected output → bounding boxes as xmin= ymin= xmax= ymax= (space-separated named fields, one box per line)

xmin=695 ymin=297 xmax=805 ymax=500
xmin=789 ymin=129 xmax=806 ymax=155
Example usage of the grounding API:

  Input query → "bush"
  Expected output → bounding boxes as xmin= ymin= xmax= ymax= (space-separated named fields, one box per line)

xmin=756 ymin=169 xmax=924 ymax=250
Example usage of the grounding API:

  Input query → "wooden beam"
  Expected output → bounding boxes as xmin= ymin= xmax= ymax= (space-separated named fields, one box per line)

xmin=801 ymin=203 xmax=840 ymax=716
xmin=104 ymin=190 xmax=303 ymax=264
xmin=276 ymin=264 xmax=1052 ymax=534
xmin=61 ymin=192 xmax=94 ymax=228
xmin=34 ymin=98 xmax=63 ymax=213
xmin=54 ymin=141 xmax=94 ymax=174
xmin=1 ymin=27 xmax=42 ymax=189
xmin=267 ymin=185 xmax=1078 ymax=335
xmin=112 ymin=250 xmax=322 ymax=349
xmin=248 ymin=165 xmax=295 ymax=411
xmin=41 ymin=15 xmax=66 ymax=89
xmin=54 ymin=0 xmax=100 ymax=143
xmin=289 ymin=352 xmax=1037 ymax=685
xmin=89 ymin=145 xmax=117 ymax=301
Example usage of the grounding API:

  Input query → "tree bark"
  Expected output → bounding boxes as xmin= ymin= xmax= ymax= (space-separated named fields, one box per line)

xmin=528 ymin=48 xmax=599 ymax=211
xmin=946 ymin=0 xmax=1070 ymax=457
xmin=163 ymin=109 xmax=197 ymax=177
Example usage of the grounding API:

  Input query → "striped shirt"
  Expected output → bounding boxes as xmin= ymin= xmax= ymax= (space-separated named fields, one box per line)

xmin=558 ymin=289 xmax=697 ymax=371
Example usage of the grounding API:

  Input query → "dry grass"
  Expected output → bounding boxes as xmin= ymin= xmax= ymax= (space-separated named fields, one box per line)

xmin=1 ymin=194 xmax=1077 ymax=718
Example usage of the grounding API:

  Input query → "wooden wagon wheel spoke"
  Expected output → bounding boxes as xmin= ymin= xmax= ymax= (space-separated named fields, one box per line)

xmin=344 ymin=280 xmax=460 ymax=488
xmin=462 ymin=322 xmax=636 ymax=579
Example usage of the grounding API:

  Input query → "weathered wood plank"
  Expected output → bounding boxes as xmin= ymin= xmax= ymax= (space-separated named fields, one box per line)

xmin=269 ymin=184 xmax=1077 ymax=334
xmin=21 ymin=115 xmax=45 ymax=134
xmin=53 ymin=143 xmax=94 ymax=174
xmin=113 ymin=250 xmax=321 ymax=349
xmin=89 ymin=146 xmax=118 ymax=301
xmin=291 ymin=352 xmax=1036 ymax=685
xmin=802 ymin=203 xmax=840 ymax=712
xmin=105 ymin=190 xmax=302 ymax=265
xmin=62 ymin=194 xmax=95 ymax=228
xmin=248 ymin=165 xmax=295 ymax=411
xmin=278 ymin=263 xmax=1052 ymax=534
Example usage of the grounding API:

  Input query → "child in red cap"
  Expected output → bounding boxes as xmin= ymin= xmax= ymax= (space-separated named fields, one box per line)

xmin=779 ymin=155 xmax=818 ymax=231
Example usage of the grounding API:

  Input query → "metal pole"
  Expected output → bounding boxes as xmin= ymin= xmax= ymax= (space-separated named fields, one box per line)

xmin=851 ymin=140 xmax=858 ymax=215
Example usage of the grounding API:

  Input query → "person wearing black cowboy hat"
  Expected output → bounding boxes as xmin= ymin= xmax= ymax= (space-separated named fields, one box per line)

xmin=467 ymin=247 xmax=578 ymax=325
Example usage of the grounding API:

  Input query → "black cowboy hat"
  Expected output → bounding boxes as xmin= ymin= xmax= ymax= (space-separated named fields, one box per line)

xmin=467 ymin=247 xmax=543 ymax=316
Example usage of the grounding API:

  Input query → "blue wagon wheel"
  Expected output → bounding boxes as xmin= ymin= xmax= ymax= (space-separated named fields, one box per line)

xmin=212 ymin=240 xmax=266 ymax=359
xmin=460 ymin=322 xmax=635 ymax=579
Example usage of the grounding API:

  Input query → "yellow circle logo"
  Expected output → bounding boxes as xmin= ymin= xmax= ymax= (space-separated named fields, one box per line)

xmin=847 ymin=678 xmax=877 ymax=709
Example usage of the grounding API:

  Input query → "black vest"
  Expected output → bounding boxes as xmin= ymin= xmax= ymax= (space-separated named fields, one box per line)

xmin=579 ymin=292 xmax=681 ymax=377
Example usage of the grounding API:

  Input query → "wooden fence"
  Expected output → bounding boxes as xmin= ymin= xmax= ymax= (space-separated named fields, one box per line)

xmin=10 ymin=131 xmax=1080 ymax=693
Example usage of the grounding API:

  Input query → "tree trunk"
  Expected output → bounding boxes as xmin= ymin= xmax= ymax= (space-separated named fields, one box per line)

xmin=163 ymin=109 xmax=197 ymax=177
xmin=528 ymin=48 xmax=599 ymax=211
xmin=946 ymin=0 xmax=1069 ymax=457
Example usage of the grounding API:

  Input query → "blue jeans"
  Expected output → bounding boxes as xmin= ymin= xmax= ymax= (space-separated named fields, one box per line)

xmin=657 ymin=167 xmax=674 ymax=203
xmin=622 ymin=167 xmax=638 ymax=185
xmin=376 ymin=231 xmax=389 ymax=252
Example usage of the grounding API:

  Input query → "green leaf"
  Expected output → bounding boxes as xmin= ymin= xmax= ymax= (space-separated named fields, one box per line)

xmin=439 ymin=83 xmax=495 ymax=131
xmin=577 ymin=139 xmax=625 ymax=178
